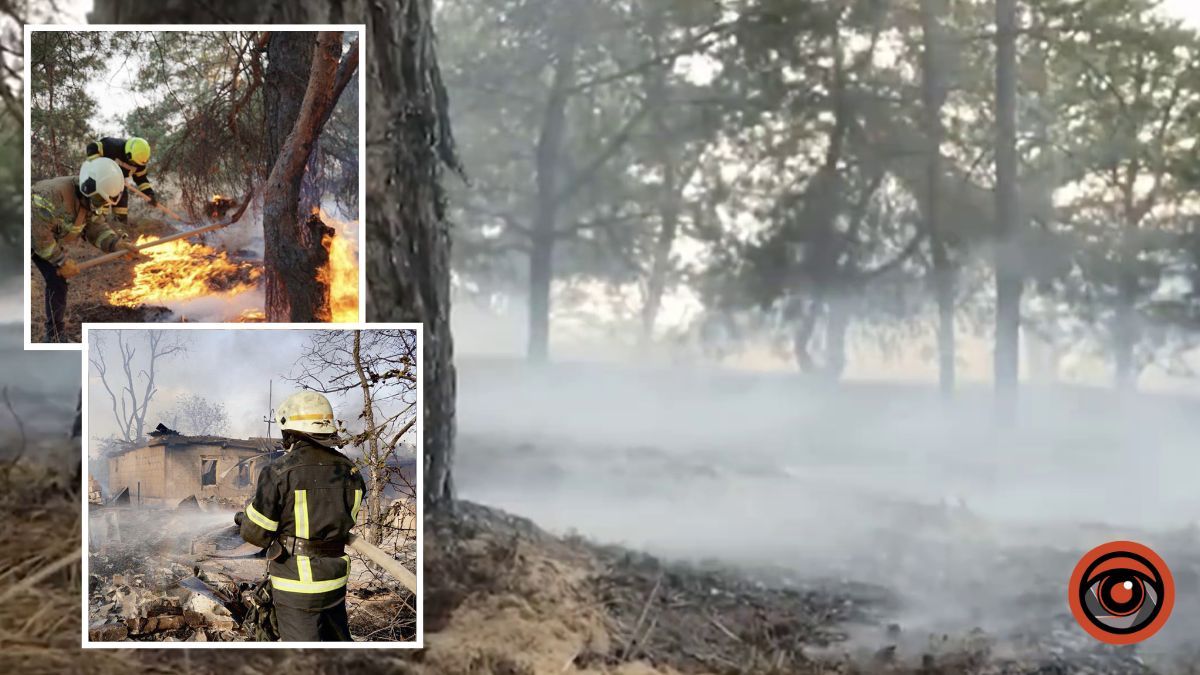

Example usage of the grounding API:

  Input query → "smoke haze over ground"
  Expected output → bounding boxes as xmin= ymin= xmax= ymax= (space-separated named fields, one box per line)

xmin=454 ymin=358 xmax=1200 ymax=665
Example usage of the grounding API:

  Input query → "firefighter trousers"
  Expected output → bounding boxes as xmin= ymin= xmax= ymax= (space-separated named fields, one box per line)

xmin=32 ymin=253 xmax=68 ymax=342
xmin=275 ymin=600 xmax=352 ymax=642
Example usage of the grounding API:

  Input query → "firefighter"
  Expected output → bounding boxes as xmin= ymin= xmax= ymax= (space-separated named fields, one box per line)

xmin=85 ymin=136 xmax=156 ymax=225
xmin=31 ymin=157 xmax=139 ymax=342
xmin=235 ymin=391 xmax=366 ymax=642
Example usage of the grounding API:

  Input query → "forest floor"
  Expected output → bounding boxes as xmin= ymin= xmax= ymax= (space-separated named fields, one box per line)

xmin=12 ymin=487 xmax=1195 ymax=674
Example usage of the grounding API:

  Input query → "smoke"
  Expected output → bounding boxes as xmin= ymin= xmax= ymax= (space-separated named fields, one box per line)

xmin=454 ymin=359 xmax=1200 ymax=660
xmin=161 ymin=286 xmax=265 ymax=323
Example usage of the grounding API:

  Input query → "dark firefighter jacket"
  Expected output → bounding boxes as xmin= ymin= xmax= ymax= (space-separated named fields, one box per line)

xmin=31 ymin=176 xmax=122 ymax=265
xmin=238 ymin=438 xmax=366 ymax=610
xmin=86 ymin=137 xmax=155 ymax=198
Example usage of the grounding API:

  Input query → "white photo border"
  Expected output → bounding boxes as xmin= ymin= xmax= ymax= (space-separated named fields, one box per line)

xmin=80 ymin=322 xmax=423 ymax=649
xmin=24 ymin=25 xmax=369 ymax=351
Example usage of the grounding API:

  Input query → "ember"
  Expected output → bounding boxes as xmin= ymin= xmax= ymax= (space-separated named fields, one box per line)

xmin=207 ymin=194 xmax=235 ymax=220
xmin=106 ymin=235 xmax=262 ymax=308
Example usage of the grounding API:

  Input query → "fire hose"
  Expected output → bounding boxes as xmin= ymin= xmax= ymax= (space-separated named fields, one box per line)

xmin=346 ymin=533 xmax=418 ymax=593
xmin=75 ymin=182 xmax=255 ymax=273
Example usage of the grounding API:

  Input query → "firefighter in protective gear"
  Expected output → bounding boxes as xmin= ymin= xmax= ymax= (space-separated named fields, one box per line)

xmin=85 ymin=136 xmax=156 ymax=224
xmin=31 ymin=158 xmax=139 ymax=342
xmin=236 ymin=391 xmax=366 ymax=641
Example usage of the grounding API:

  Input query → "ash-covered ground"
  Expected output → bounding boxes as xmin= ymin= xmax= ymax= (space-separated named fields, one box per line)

xmin=453 ymin=359 xmax=1200 ymax=672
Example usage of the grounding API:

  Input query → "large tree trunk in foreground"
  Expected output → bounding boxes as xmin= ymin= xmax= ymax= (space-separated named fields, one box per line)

xmin=263 ymin=32 xmax=345 ymax=322
xmin=364 ymin=0 xmax=461 ymax=510
xmin=993 ymin=0 xmax=1022 ymax=423
xmin=91 ymin=0 xmax=461 ymax=512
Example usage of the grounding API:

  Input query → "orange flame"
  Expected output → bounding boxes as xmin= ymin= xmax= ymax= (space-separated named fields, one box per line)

xmin=313 ymin=208 xmax=359 ymax=323
xmin=106 ymin=235 xmax=262 ymax=308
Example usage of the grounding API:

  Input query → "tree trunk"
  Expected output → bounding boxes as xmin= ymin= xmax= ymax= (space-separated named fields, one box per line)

xmin=89 ymin=0 xmax=462 ymax=513
xmin=1113 ymin=284 xmax=1137 ymax=391
xmin=363 ymin=0 xmax=461 ymax=511
xmin=919 ymin=0 xmax=955 ymax=398
xmin=351 ymin=331 xmax=385 ymax=545
xmin=47 ymin=57 xmax=61 ymax=177
xmin=263 ymin=32 xmax=344 ymax=322
xmin=264 ymin=33 xmax=313 ymax=165
xmin=71 ymin=390 xmax=81 ymax=439
xmin=993 ymin=0 xmax=1022 ymax=423
xmin=823 ymin=298 xmax=849 ymax=381
xmin=527 ymin=27 xmax=578 ymax=363
xmin=640 ymin=7 xmax=681 ymax=345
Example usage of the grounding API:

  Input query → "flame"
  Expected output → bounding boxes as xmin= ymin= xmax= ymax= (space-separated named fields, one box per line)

xmin=235 ymin=308 xmax=266 ymax=322
xmin=314 ymin=207 xmax=360 ymax=323
xmin=106 ymin=235 xmax=262 ymax=308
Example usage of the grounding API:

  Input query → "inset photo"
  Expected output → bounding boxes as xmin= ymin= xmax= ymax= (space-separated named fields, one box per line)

xmin=83 ymin=325 xmax=420 ymax=647
xmin=25 ymin=27 xmax=364 ymax=348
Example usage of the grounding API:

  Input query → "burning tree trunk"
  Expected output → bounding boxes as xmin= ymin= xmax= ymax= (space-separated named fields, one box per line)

xmin=365 ymin=0 xmax=462 ymax=511
xmin=262 ymin=32 xmax=358 ymax=322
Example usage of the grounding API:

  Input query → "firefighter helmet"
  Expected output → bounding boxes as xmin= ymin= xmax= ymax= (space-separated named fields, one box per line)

xmin=277 ymin=390 xmax=337 ymax=436
xmin=79 ymin=157 xmax=124 ymax=208
xmin=125 ymin=137 xmax=151 ymax=165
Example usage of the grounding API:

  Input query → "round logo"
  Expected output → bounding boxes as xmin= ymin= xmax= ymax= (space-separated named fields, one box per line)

xmin=1068 ymin=541 xmax=1173 ymax=644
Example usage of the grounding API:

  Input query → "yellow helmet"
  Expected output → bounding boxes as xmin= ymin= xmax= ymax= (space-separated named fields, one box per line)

xmin=277 ymin=390 xmax=336 ymax=436
xmin=125 ymin=137 xmax=151 ymax=165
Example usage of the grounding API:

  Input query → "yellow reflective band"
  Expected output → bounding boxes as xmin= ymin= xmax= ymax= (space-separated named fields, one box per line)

xmin=87 ymin=152 xmax=101 ymax=159
xmin=270 ymin=555 xmax=350 ymax=594
xmin=294 ymin=489 xmax=309 ymax=539
xmin=288 ymin=413 xmax=334 ymax=421
xmin=270 ymin=573 xmax=349 ymax=594
xmin=113 ymin=207 xmax=129 ymax=215
xmin=94 ymin=231 xmax=117 ymax=250
xmin=138 ymin=182 xmax=152 ymax=191
xmin=351 ymin=489 xmax=362 ymax=522
xmin=245 ymin=503 xmax=278 ymax=531
xmin=35 ymin=241 xmax=59 ymax=260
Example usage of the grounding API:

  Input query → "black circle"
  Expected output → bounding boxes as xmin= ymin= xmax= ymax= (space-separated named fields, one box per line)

xmin=1078 ymin=551 xmax=1163 ymax=635
xmin=1098 ymin=573 xmax=1144 ymax=616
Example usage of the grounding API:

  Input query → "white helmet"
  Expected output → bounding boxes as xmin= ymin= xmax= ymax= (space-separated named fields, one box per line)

xmin=277 ymin=390 xmax=337 ymax=436
xmin=79 ymin=157 xmax=124 ymax=208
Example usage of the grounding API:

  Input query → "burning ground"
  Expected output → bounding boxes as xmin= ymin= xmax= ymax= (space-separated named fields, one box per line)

xmin=29 ymin=199 xmax=359 ymax=342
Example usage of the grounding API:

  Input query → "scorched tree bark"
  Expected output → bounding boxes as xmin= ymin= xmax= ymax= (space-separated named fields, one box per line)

xmin=263 ymin=31 xmax=359 ymax=322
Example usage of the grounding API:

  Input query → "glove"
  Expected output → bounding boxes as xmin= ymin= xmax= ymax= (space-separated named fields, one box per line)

xmin=57 ymin=259 xmax=79 ymax=279
xmin=234 ymin=512 xmax=245 ymax=528
xmin=116 ymin=240 xmax=142 ymax=257
xmin=146 ymin=191 xmax=158 ymax=207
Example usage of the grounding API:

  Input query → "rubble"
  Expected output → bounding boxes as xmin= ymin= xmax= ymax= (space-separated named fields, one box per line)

xmin=88 ymin=503 xmax=416 ymax=642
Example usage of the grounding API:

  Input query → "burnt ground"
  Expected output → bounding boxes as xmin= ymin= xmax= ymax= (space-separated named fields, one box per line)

xmin=86 ymin=505 xmax=417 ymax=643
xmin=2 ymin=459 xmax=1196 ymax=675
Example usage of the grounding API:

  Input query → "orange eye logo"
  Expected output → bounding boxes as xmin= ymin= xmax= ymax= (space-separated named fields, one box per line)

xmin=1068 ymin=541 xmax=1173 ymax=644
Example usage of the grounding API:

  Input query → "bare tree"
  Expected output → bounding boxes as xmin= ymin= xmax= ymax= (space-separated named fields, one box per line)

xmin=165 ymin=394 xmax=229 ymax=436
xmin=289 ymin=329 xmax=418 ymax=546
xmin=89 ymin=330 xmax=188 ymax=445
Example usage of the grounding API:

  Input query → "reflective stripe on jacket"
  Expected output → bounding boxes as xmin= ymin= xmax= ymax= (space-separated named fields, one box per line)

xmin=86 ymin=136 xmax=154 ymax=195
xmin=237 ymin=438 xmax=366 ymax=610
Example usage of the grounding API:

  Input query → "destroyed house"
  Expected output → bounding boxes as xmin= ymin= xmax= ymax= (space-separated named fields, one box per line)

xmin=106 ymin=430 xmax=282 ymax=507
